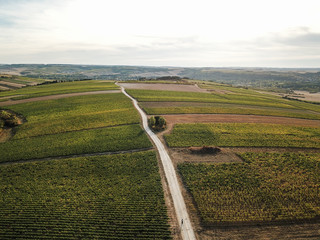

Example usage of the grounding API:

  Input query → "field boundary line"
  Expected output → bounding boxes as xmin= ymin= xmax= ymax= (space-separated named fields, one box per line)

xmin=0 ymin=147 xmax=153 ymax=166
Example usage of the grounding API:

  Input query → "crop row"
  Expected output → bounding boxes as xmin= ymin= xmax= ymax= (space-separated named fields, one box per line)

xmin=0 ymin=151 xmax=171 ymax=239
xmin=8 ymin=93 xmax=140 ymax=139
xmin=178 ymin=152 xmax=320 ymax=225
xmin=0 ymin=124 xmax=152 ymax=163
xmin=165 ymin=123 xmax=320 ymax=148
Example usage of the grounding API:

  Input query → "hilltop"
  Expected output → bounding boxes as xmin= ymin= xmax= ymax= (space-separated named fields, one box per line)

xmin=1 ymin=64 xmax=320 ymax=93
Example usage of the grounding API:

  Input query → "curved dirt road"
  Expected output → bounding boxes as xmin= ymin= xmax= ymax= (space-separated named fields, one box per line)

xmin=119 ymin=85 xmax=196 ymax=240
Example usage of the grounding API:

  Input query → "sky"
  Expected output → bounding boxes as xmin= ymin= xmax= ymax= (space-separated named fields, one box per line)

xmin=0 ymin=0 xmax=320 ymax=67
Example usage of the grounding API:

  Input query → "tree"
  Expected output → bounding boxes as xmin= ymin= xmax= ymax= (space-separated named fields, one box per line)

xmin=148 ymin=116 xmax=166 ymax=132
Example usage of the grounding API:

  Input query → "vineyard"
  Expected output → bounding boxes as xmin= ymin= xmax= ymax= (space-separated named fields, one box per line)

xmin=165 ymin=123 xmax=320 ymax=148
xmin=127 ymin=89 xmax=298 ymax=109
xmin=141 ymin=102 xmax=320 ymax=120
xmin=0 ymin=151 xmax=171 ymax=239
xmin=128 ymin=84 xmax=320 ymax=119
xmin=178 ymin=152 xmax=320 ymax=225
xmin=0 ymin=124 xmax=151 ymax=163
xmin=8 ymin=93 xmax=140 ymax=139
xmin=0 ymin=89 xmax=152 ymax=163
xmin=0 ymin=80 xmax=118 ymax=99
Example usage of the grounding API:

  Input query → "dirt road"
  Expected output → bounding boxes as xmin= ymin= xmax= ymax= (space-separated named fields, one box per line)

xmin=119 ymin=84 xmax=196 ymax=240
xmin=0 ymin=90 xmax=121 ymax=106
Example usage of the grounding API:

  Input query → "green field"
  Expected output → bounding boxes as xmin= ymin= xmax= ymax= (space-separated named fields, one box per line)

xmin=178 ymin=153 xmax=320 ymax=225
xmin=141 ymin=102 xmax=320 ymax=120
xmin=165 ymin=123 xmax=320 ymax=148
xmin=8 ymin=93 xmax=140 ymax=139
xmin=127 ymin=89 xmax=297 ymax=109
xmin=0 ymin=76 xmax=48 ymax=85
xmin=0 ymin=90 xmax=153 ymax=163
xmin=0 ymin=151 xmax=171 ymax=239
xmin=0 ymin=80 xmax=118 ymax=99
xmin=128 ymin=85 xmax=320 ymax=119
xmin=0 ymin=124 xmax=151 ymax=163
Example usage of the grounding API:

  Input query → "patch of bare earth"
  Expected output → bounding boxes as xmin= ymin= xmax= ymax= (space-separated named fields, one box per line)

xmin=0 ymin=90 xmax=121 ymax=106
xmin=118 ymin=83 xmax=209 ymax=93
xmin=169 ymin=148 xmax=243 ymax=165
xmin=291 ymin=90 xmax=320 ymax=103
xmin=258 ymin=89 xmax=320 ymax=103
xmin=154 ymin=113 xmax=320 ymax=239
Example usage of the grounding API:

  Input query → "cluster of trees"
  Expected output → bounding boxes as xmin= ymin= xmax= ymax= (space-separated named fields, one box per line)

xmin=148 ymin=116 xmax=166 ymax=131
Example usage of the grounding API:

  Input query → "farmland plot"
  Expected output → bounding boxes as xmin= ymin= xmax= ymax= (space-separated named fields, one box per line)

xmin=165 ymin=123 xmax=320 ymax=148
xmin=129 ymin=86 xmax=320 ymax=119
xmin=141 ymin=102 xmax=320 ymax=120
xmin=0 ymin=80 xmax=118 ymax=99
xmin=178 ymin=152 xmax=320 ymax=225
xmin=0 ymin=151 xmax=171 ymax=239
xmin=0 ymin=124 xmax=151 ymax=163
xmin=8 ymin=93 xmax=140 ymax=139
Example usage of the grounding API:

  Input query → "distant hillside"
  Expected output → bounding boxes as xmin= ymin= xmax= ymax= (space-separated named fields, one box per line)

xmin=1 ymin=64 xmax=320 ymax=92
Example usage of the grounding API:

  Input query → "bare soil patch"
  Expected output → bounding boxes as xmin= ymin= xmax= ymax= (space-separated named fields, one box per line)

xmin=0 ymin=90 xmax=121 ymax=106
xmin=258 ymin=89 xmax=320 ymax=103
xmin=169 ymin=148 xmax=243 ymax=165
xmin=291 ymin=90 xmax=320 ymax=103
xmin=118 ymin=83 xmax=209 ymax=93
xmin=162 ymin=114 xmax=320 ymax=128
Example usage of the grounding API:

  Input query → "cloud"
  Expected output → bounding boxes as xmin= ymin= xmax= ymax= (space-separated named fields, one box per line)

xmin=0 ymin=1 xmax=320 ymax=67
